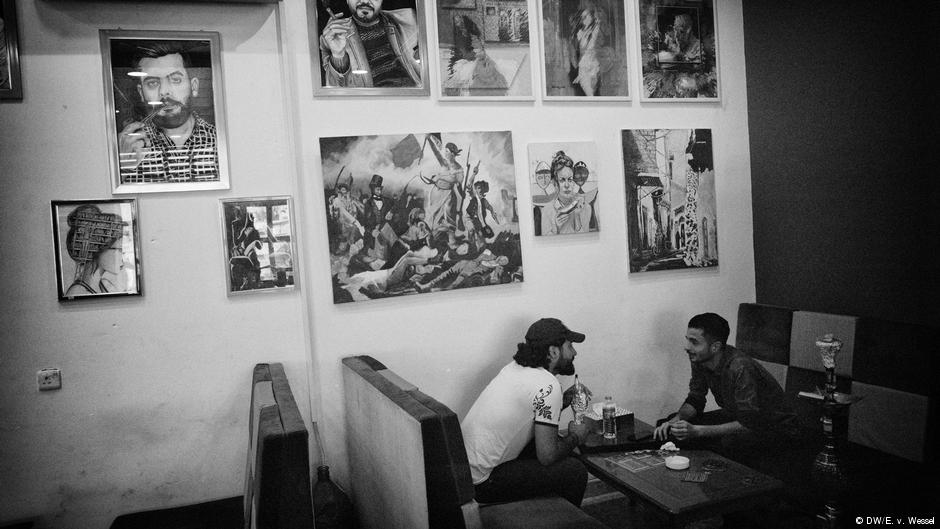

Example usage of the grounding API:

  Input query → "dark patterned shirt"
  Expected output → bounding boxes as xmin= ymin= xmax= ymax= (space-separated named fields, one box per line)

xmin=120 ymin=112 xmax=219 ymax=183
xmin=684 ymin=345 xmax=799 ymax=436
xmin=356 ymin=21 xmax=414 ymax=87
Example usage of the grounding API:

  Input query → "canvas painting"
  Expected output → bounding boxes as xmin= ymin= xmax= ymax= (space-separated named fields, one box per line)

xmin=622 ymin=129 xmax=717 ymax=272
xmin=636 ymin=0 xmax=719 ymax=101
xmin=100 ymin=30 xmax=230 ymax=193
xmin=528 ymin=142 xmax=600 ymax=236
xmin=308 ymin=0 xmax=431 ymax=96
xmin=1 ymin=0 xmax=22 ymax=100
xmin=433 ymin=0 xmax=534 ymax=99
xmin=320 ymin=131 xmax=523 ymax=303
xmin=219 ymin=196 xmax=298 ymax=295
xmin=539 ymin=0 xmax=630 ymax=100
xmin=51 ymin=199 xmax=142 ymax=301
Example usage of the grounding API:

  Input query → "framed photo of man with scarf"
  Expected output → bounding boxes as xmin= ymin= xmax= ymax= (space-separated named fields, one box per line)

xmin=308 ymin=0 xmax=432 ymax=97
xmin=100 ymin=30 xmax=231 ymax=194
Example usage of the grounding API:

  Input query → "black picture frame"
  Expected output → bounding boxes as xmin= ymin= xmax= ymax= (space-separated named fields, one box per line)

xmin=1 ymin=0 xmax=23 ymax=100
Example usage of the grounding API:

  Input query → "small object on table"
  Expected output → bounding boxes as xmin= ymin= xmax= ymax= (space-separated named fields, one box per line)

xmin=702 ymin=459 xmax=727 ymax=472
xmin=602 ymin=396 xmax=617 ymax=439
xmin=571 ymin=374 xmax=590 ymax=424
xmin=683 ymin=471 xmax=709 ymax=483
xmin=664 ymin=455 xmax=690 ymax=470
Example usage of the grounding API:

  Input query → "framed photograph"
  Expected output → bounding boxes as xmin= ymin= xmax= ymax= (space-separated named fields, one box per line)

xmin=320 ymin=130 xmax=523 ymax=303
xmin=51 ymin=199 xmax=142 ymax=301
xmin=538 ymin=0 xmax=630 ymax=100
xmin=0 ymin=0 xmax=23 ymax=100
xmin=220 ymin=196 xmax=298 ymax=295
xmin=432 ymin=0 xmax=535 ymax=100
xmin=622 ymin=128 xmax=718 ymax=272
xmin=527 ymin=141 xmax=600 ymax=236
xmin=100 ymin=30 xmax=230 ymax=194
xmin=307 ymin=0 xmax=431 ymax=97
xmin=635 ymin=0 xmax=719 ymax=101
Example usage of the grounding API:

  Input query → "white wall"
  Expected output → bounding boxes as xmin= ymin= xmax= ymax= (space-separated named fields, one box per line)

xmin=0 ymin=0 xmax=753 ymax=527
xmin=0 ymin=3 xmax=311 ymax=528
xmin=282 ymin=0 xmax=754 ymax=489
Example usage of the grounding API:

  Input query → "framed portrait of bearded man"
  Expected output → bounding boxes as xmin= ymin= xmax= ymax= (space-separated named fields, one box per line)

xmin=307 ymin=0 xmax=432 ymax=97
xmin=100 ymin=30 xmax=231 ymax=194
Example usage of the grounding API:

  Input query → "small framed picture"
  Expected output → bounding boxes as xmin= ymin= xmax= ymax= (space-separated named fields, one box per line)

xmin=307 ymin=0 xmax=431 ymax=97
xmin=431 ymin=0 xmax=535 ymax=100
xmin=51 ymin=199 xmax=142 ymax=301
xmin=100 ymin=30 xmax=230 ymax=193
xmin=538 ymin=0 xmax=630 ymax=100
xmin=219 ymin=196 xmax=298 ymax=295
xmin=528 ymin=141 xmax=600 ymax=235
xmin=635 ymin=0 xmax=719 ymax=101
xmin=1 ymin=0 xmax=23 ymax=100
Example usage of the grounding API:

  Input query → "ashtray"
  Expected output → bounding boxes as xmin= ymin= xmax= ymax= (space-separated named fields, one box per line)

xmin=664 ymin=456 xmax=690 ymax=470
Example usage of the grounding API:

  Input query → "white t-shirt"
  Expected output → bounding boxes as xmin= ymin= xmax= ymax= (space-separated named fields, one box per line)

xmin=461 ymin=361 xmax=563 ymax=484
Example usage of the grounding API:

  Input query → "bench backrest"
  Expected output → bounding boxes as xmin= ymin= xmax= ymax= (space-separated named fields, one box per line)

xmin=735 ymin=303 xmax=936 ymax=463
xmin=245 ymin=363 xmax=313 ymax=529
xmin=342 ymin=355 xmax=478 ymax=529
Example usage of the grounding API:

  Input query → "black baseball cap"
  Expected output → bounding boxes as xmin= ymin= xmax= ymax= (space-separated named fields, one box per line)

xmin=525 ymin=318 xmax=585 ymax=345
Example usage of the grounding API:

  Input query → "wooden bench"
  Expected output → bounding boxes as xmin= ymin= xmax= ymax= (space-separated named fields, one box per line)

xmin=110 ymin=363 xmax=312 ymax=529
xmin=342 ymin=355 xmax=609 ymax=529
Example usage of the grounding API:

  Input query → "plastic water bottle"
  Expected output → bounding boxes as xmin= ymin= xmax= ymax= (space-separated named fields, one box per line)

xmin=603 ymin=396 xmax=617 ymax=439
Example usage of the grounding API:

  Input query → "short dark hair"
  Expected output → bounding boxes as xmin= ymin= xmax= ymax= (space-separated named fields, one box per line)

xmin=688 ymin=313 xmax=730 ymax=344
xmin=513 ymin=339 xmax=562 ymax=369
xmin=133 ymin=43 xmax=193 ymax=69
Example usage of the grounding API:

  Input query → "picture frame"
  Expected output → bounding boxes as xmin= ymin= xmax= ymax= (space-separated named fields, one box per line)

xmin=635 ymin=0 xmax=720 ymax=102
xmin=51 ymin=199 xmax=142 ymax=301
xmin=307 ymin=0 xmax=431 ymax=97
xmin=320 ymin=130 xmax=523 ymax=303
xmin=100 ymin=30 xmax=231 ymax=194
xmin=0 ymin=0 xmax=23 ymax=100
xmin=622 ymin=128 xmax=718 ymax=272
xmin=219 ymin=196 xmax=298 ymax=296
xmin=538 ymin=0 xmax=630 ymax=101
xmin=431 ymin=0 xmax=535 ymax=100
xmin=527 ymin=141 xmax=600 ymax=235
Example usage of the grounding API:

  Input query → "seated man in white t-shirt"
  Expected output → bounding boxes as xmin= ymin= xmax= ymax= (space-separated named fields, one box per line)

xmin=461 ymin=318 xmax=593 ymax=506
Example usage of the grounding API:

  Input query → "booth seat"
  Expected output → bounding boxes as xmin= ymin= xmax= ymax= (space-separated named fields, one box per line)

xmin=110 ymin=363 xmax=313 ymax=529
xmin=342 ymin=355 xmax=609 ymax=529
xmin=734 ymin=303 xmax=937 ymax=513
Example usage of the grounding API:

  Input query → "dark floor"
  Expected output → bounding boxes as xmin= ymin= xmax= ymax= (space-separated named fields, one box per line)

xmin=580 ymin=477 xmax=818 ymax=529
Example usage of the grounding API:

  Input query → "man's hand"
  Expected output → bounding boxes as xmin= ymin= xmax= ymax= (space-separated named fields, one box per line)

xmin=567 ymin=420 xmax=590 ymax=446
xmin=653 ymin=420 xmax=673 ymax=441
xmin=668 ymin=420 xmax=701 ymax=440
xmin=119 ymin=121 xmax=150 ymax=168
xmin=322 ymin=11 xmax=353 ymax=62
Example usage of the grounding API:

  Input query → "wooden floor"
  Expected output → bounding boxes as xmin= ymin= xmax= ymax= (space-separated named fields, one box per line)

xmin=579 ymin=476 xmax=819 ymax=529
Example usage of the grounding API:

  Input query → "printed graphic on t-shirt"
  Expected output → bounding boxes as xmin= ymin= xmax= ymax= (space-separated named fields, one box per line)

xmin=533 ymin=385 xmax=554 ymax=422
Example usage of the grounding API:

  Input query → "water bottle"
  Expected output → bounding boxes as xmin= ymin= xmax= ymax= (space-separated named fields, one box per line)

xmin=602 ymin=396 xmax=617 ymax=439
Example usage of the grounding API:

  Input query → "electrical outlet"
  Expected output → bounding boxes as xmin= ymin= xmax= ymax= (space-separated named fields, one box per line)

xmin=38 ymin=368 xmax=62 ymax=391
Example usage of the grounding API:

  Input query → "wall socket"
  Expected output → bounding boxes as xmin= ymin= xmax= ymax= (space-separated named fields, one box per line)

xmin=38 ymin=368 xmax=62 ymax=391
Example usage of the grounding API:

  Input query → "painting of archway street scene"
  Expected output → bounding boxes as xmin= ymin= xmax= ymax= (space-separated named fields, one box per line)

xmin=321 ymin=130 xmax=523 ymax=303
xmin=622 ymin=129 xmax=717 ymax=273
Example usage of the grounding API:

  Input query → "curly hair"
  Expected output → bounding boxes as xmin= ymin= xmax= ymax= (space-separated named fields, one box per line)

xmin=550 ymin=151 xmax=574 ymax=186
xmin=513 ymin=338 xmax=564 ymax=369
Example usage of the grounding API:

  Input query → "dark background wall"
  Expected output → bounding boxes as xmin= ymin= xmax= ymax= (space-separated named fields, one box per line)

xmin=743 ymin=1 xmax=939 ymax=327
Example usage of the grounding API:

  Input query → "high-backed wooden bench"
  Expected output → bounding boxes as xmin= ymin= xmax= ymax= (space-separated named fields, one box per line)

xmin=342 ymin=355 xmax=609 ymax=529
xmin=110 ymin=363 xmax=312 ymax=529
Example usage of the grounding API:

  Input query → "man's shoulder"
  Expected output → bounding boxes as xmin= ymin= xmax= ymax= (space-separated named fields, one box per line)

xmin=193 ymin=113 xmax=217 ymax=133
xmin=382 ymin=8 xmax=418 ymax=29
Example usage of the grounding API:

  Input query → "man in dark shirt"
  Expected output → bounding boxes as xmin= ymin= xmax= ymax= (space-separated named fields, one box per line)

xmin=653 ymin=313 xmax=801 ymax=456
xmin=319 ymin=0 xmax=422 ymax=88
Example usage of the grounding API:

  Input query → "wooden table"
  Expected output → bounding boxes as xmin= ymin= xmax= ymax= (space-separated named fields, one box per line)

xmin=579 ymin=436 xmax=784 ymax=528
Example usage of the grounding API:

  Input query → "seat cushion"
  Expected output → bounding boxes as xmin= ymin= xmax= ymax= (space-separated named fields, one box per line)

xmin=480 ymin=496 xmax=609 ymax=529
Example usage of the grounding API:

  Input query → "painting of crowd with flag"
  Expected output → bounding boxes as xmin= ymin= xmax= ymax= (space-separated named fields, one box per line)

xmin=320 ymin=130 xmax=523 ymax=303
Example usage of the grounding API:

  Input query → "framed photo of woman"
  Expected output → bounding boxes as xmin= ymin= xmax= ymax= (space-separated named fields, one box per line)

xmin=51 ymin=199 xmax=142 ymax=301
xmin=307 ymin=0 xmax=431 ymax=97
xmin=219 ymin=196 xmax=298 ymax=296
xmin=538 ymin=0 xmax=630 ymax=100
xmin=100 ymin=30 xmax=231 ymax=194
xmin=431 ymin=0 xmax=535 ymax=100
xmin=635 ymin=0 xmax=720 ymax=101
xmin=0 ymin=0 xmax=23 ymax=100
